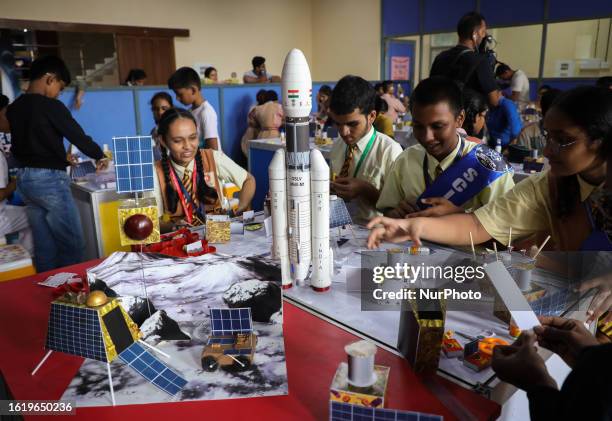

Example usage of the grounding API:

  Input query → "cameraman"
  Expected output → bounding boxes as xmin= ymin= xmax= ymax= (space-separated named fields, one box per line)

xmin=430 ymin=12 xmax=501 ymax=107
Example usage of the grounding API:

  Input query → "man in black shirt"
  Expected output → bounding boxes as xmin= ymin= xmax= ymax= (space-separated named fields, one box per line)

xmin=430 ymin=12 xmax=501 ymax=107
xmin=1 ymin=56 xmax=108 ymax=271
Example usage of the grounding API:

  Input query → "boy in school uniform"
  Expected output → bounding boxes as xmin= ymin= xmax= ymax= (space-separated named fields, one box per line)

xmin=377 ymin=77 xmax=515 ymax=219
xmin=328 ymin=75 xmax=402 ymax=225
xmin=1 ymin=56 xmax=108 ymax=271
xmin=168 ymin=67 xmax=221 ymax=151
xmin=368 ymin=86 xmax=612 ymax=254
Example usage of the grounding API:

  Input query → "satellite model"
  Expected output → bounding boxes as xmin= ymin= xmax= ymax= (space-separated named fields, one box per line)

xmin=113 ymin=136 xmax=160 ymax=246
xmin=201 ymin=308 xmax=257 ymax=372
xmin=32 ymin=291 xmax=187 ymax=405
xmin=269 ymin=48 xmax=333 ymax=292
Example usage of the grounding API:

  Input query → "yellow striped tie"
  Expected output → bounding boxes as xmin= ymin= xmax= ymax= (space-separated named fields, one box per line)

xmin=182 ymin=168 xmax=195 ymax=204
xmin=339 ymin=144 xmax=357 ymax=178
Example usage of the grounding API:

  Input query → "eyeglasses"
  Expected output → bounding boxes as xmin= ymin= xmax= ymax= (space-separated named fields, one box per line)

xmin=542 ymin=129 xmax=578 ymax=154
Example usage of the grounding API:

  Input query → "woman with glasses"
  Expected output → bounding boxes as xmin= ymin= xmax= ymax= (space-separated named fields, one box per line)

xmin=367 ymin=86 xmax=612 ymax=253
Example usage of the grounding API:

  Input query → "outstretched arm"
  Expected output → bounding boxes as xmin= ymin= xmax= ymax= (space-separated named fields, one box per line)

xmin=367 ymin=212 xmax=491 ymax=248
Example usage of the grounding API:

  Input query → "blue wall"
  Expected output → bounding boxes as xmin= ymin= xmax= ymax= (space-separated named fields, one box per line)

xmin=59 ymin=89 xmax=137 ymax=150
xmin=383 ymin=0 xmax=612 ymax=36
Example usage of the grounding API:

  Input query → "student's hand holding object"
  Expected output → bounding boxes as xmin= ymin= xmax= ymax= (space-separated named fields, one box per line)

xmin=387 ymin=199 xmax=418 ymax=218
xmin=534 ymin=316 xmax=600 ymax=368
xmin=67 ymin=154 xmax=79 ymax=166
xmin=331 ymin=177 xmax=366 ymax=201
xmin=366 ymin=216 xmax=425 ymax=248
xmin=491 ymin=331 xmax=557 ymax=391
xmin=95 ymin=158 xmax=110 ymax=172
xmin=577 ymin=273 xmax=612 ymax=324
xmin=407 ymin=197 xmax=463 ymax=218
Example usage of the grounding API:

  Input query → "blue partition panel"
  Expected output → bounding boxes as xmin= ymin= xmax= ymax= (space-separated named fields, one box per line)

xmin=549 ymin=0 xmax=612 ymax=21
xmin=423 ymin=0 xmax=477 ymax=33
xmin=220 ymin=85 xmax=281 ymax=165
xmin=135 ymin=87 xmax=220 ymax=138
xmin=542 ymin=78 xmax=598 ymax=92
xmin=249 ymin=147 xmax=276 ymax=211
xmin=59 ymin=89 xmax=137 ymax=150
xmin=382 ymin=0 xmax=420 ymax=37
xmin=480 ymin=0 xmax=544 ymax=26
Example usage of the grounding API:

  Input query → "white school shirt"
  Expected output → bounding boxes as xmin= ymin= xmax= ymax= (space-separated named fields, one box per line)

xmin=191 ymin=100 xmax=221 ymax=151
xmin=510 ymin=69 xmax=530 ymax=109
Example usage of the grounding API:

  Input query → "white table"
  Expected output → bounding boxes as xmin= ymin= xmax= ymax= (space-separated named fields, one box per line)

xmin=214 ymin=224 xmax=591 ymax=409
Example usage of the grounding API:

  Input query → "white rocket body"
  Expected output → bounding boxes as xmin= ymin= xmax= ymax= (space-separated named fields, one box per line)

xmin=268 ymin=48 xmax=331 ymax=291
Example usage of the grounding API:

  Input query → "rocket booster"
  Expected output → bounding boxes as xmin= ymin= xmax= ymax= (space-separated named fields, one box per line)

xmin=269 ymin=49 xmax=332 ymax=291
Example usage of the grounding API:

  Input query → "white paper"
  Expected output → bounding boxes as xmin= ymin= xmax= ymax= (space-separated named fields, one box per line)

xmin=185 ymin=241 xmax=203 ymax=254
xmin=38 ymin=272 xmax=80 ymax=287
xmin=242 ymin=210 xmax=255 ymax=223
xmin=264 ymin=216 xmax=273 ymax=238
xmin=230 ymin=222 xmax=244 ymax=235
xmin=484 ymin=261 xmax=541 ymax=330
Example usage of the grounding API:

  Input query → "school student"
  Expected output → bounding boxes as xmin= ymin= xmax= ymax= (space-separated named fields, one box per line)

xmin=168 ymin=67 xmax=220 ymax=151
xmin=124 ymin=68 xmax=147 ymax=86
xmin=150 ymin=92 xmax=173 ymax=161
xmin=248 ymin=90 xmax=284 ymax=140
xmin=461 ymin=88 xmax=488 ymax=140
xmin=243 ymin=56 xmax=281 ymax=84
xmin=153 ymin=108 xmax=255 ymax=225
xmin=373 ymin=96 xmax=395 ymax=139
xmin=376 ymin=77 xmax=514 ymax=219
xmin=2 ymin=56 xmax=107 ymax=271
xmin=492 ymin=318 xmax=611 ymax=421
xmin=514 ymin=89 xmax=561 ymax=154
xmin=328 ymin=76 xmax=402 ymax=225
xmin=380 ymin=80 xmax=406 ymax=122
xmin=367 ymin=86 xmax=612 ymax=253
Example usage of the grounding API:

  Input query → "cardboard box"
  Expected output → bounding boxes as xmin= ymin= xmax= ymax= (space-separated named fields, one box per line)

xmin=330 ymin=362 xmax=389 ymax=408
xmin=397 ymin=293 xmax=445 ymax=373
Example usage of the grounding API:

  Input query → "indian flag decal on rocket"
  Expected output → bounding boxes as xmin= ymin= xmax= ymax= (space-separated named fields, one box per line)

xmin=288 ymin=89 xmax=299 ymax=99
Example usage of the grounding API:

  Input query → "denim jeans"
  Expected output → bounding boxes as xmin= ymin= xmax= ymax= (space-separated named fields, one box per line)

xmin=16 ymin=168 xmax=84 ymax=272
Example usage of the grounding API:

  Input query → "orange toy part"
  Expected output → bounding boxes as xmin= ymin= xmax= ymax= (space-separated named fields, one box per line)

xmin=478 ymin=337 xmax=509 ymax=356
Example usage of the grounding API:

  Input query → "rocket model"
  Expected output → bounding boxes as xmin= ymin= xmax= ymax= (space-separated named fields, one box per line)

xmin=269 ymin=49 xmax=333 ymax=291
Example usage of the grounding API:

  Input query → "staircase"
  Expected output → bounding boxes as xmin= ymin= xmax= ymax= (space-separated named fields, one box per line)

xmin=76 ymin=54 xmax=119 ymax=87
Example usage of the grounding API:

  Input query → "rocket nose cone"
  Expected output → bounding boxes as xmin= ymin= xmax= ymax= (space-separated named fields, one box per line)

xmin=281 ymin=48 xmax=311 ymax=81
xmin=310 ymin=148 xmax=327 ymax=169
xmin=269 ymin=148 xmax=286 ymax=170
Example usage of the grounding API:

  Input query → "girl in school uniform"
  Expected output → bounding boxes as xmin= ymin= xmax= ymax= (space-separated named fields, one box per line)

xmin=153 ymin=108 xmax=255 ymax=225
xmin=367 ymin=86 xmax=612 ymax=253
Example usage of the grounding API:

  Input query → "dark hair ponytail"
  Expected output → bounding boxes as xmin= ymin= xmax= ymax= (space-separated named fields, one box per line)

xmin=462 ymin=88 xmax=488 ymax=137
xmin=552 ymin=86 xmax=612 ymax=217
xmin=195 ymin=149 xmax=218 ymax=204
xmin=160 ymin=145 xmax=179 ymax=213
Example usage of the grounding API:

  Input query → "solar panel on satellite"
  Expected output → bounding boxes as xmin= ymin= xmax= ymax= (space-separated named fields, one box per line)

xmin=463 ymin=339 xmax=480 ymax=357
xmin=329 ymin=401 xmax=443 ymax=421
xmin=530 ymin=289 xmax=574 ymax=316
xmin=70 ymin=161 xmax=96 ymax=179
xmin=118 ymin=342 xmax=187 ymax=396
xmin=113 ymin=136 xmax=155 ymax=193
xmin=224 ymin=348 xmax=252 ymax=355
xmin=209 ymin=308 xmax=252 ymax=336
xmin=207 ymin=337 xmax=235 ymax=345
xmin=330 ymin=197 xmax=353 ymax=229
xmin=45 ymin=303 xmax=108 ymax=362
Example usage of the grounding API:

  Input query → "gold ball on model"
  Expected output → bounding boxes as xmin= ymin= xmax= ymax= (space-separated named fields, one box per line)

xmin=86 ymin=290 xmax=109 ymax=307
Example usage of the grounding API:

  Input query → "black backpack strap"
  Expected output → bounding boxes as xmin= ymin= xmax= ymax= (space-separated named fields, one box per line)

xmin=448 ymin=48 xmax=484 ymax=86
